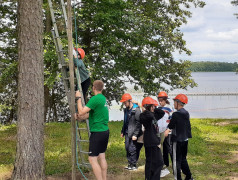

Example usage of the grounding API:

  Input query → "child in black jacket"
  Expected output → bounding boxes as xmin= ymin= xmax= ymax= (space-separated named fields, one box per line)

xmin=140 ymin=97 xmax=165 ymax=180
xmin=164 ymin=94 xmax=193 ymax=180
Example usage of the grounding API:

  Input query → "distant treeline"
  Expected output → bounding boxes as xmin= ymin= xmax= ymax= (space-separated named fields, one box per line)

xmin=189 ymin=61 xmax=238 ymax=72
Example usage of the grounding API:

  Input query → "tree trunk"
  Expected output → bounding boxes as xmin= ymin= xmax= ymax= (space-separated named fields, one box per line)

xmin=11 ymin=0 xmax=44 ymax=179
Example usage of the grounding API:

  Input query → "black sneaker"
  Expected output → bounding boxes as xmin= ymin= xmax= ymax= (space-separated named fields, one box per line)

xmin=128 ymin=164 xmax=137 ymax=171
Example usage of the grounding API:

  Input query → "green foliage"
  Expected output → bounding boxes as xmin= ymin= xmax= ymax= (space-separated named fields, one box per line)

xmin=0 ymin=0 xmax=205 ymax=122
xmin=231 ymin=0 xmax=238 ymax=18
xmin=75 ymin=0 xmax=203 ymax=100
xmin=0 ymin=0 xmax=18 ymax=124
xmin=189 ymin=61 xmax=238 ymax=72
xmin=0 ymin=119 xmax=238 ymax=179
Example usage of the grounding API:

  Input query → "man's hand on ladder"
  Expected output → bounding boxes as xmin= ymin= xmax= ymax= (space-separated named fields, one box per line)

xmin=75 ymin=90 xmax=91 ymax=118
xmin=75 ymin=113 xmax=89 ymax=121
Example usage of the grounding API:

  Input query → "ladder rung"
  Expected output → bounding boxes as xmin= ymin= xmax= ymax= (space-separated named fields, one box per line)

xmin=54 ymin=35 xmax=67 ymax=39
xmin=64 ymin=77 xmax=76 ymax=81
xmin=61 ymin=63 xmax=69 ymax=67
xmin=78 ymin=163 xmax=91 ymax=167
xmin=78 ymin=139 xmax=89 ymax=143
xmin=57 ymin=49 xmax=67 ymax=53
xmin=80 ymin=150 xmax=90 ymax=154
xmin=78 ymin=128 xmax=88 ymax=131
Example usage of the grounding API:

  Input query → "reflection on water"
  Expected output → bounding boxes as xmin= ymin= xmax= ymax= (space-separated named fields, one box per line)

xmin=109 ymin=72 xmax=238 ymax=121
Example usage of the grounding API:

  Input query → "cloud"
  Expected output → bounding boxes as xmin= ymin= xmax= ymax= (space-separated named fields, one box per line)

xmin=205 ymin=29 xmax=238 ymax=43
xmin=174 ymin=0 xmax=238 ymax=62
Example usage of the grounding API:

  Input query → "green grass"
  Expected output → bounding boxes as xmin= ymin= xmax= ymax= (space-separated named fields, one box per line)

xmin=0 ymin=119 xmax=238 ymax=180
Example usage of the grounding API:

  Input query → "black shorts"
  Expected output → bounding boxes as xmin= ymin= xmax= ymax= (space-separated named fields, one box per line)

xmin=89 ymin=130 xmax=109 ymax=157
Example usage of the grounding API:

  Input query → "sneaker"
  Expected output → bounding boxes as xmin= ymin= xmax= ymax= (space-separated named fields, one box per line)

xmin=185 ymin=176 xmax=194 ymax=180
xmin=128 ymin=164 xmax=137 ymax=171
xmin=124 ymin=164 xmax=130 ymax=169
xmin=160 ymin=168 xmax=170 ymax=177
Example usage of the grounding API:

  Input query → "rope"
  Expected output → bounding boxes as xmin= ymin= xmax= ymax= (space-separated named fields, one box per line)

xmin=73 ymin=1 xmax=88 ymax=179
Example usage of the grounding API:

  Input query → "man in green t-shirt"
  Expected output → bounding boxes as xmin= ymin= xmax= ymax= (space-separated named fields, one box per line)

xmin=76 ymin=80 xmax=109 ymax=180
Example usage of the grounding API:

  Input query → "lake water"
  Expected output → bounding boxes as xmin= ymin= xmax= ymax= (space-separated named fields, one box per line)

xmin=109 ymin=72 xmax=238 ymax=120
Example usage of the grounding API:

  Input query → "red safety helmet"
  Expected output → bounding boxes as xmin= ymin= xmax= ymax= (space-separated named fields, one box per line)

xmin=75 ymin=48 xmax=85 ymax=59
xmin=142 ymin=97 xmax=155 ymax=107
xmin=158 ymin=91 xmax=168 ymax=98
xmin=173 ymin=94 xmax=188 ymax=104
xmin=120 ymin=93 xmax=132 ymax=102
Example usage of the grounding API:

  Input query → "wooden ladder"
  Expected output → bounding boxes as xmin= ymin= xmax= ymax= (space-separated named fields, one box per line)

xmin=47 ymin=0 xmax=91 ymax=171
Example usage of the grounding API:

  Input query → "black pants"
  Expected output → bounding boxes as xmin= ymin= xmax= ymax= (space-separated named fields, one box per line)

xmin=163 ymin=134 xmax=172 ymax=167
xmin=172 ymin=141 xmax=192 ymax=180
xmin=136 ymin=142 xmax=143 ymax=161
xmin=145 ymin=146 xmax=163 ymax=180
xmin=125 ymin=134 xmax=142 ymax=166
xmin=81 ymin=77 xmax=90 ymax=102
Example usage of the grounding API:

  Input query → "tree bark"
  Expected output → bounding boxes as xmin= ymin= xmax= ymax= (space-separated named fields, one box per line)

xmin=11 ymin=0 xmax=44 ymax=179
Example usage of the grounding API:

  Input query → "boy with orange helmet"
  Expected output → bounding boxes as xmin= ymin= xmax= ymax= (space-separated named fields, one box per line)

xmin=164 ymin=94 xmax=193 ymax=180
xmin=120 ymin=93 xmax=143 ymax=170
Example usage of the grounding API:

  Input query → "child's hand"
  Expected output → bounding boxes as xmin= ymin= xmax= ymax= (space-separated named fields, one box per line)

xmin=132 ymin=136 xmax=137 ymax=141
xmin=164 ymin=129 xmax=171 ymax=137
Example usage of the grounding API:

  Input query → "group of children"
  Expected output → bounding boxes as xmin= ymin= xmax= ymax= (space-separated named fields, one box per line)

xmin=74 ymin=47 xmax=193 ymax=180
xmin=120 ymin=92 xmax=193 ymax=180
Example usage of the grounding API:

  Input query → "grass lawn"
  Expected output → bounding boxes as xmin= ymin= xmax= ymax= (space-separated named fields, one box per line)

xmin=0 ymin=119 xmax=237 ymax=180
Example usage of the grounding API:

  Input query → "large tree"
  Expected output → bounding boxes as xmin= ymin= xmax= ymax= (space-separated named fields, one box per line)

xmin=75 ymin=0 xmax=205 ymax=102
xmin=1 ymin=0 xmax=205 ymax=123
xmin=11 ymin=0 xmax=44 ymax=179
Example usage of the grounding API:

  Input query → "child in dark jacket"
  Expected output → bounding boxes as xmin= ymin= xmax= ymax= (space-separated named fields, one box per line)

xmin=140 ymin=97 xmax=165 ymax=180
xmin=120 ymin=93 xmax=143 ymax=170
xmin=164 ymin=94 xmax=193 ymax=180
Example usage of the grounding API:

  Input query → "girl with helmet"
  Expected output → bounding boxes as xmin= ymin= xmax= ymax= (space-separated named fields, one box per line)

xmin=157 ymin=91 xmax=173 ymax=177
xmin=139 ymin=97 xmax=165 ymax=180
xmin=164 ymin=94 xmax=193 ymax=180
xmin=73 ymin=48 xmax=90 ymax=101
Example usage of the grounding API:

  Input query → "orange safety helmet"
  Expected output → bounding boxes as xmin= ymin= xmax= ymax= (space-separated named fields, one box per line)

xmin=153 ymin=99 xmax=159 ymax=106
xmin=173 ymin=94 xmax=188 ymax=104
xmin=75 ymin=48 xmax=85 ymax=59
xmin=120 ymin=93 xmax=132 ymax=102
xmin=142 ymin=97 xmax=155 ymax=107
xmin=158 ymin=91 xmax=168 ymax=98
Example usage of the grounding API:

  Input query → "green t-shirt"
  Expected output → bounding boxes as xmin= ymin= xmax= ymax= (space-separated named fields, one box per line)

xmin=86 ymin=94 xmax=109 ymax=132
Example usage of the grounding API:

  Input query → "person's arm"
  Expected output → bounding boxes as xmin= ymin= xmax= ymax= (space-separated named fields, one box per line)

xmin=168 ymin=112 xmax=177 ymax=129
xmin=165 ymin=112 xmax=177 ymax=137
xmin=121 ymin=110 xmax=125 ymax=138
xmin=74 ymin=58 xmax=84 ymax=68
xmin=154 ymin=107 xmax=165 ymax=120
xmin=132 ymin=108 xmax=141 ymax=139
xmin=76 ymin=90 xmax=91 ymax=116
xmin=76 ymin=113 xmax=89 ymax=121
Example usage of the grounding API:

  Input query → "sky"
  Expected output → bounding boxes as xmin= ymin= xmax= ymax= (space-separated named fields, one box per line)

xmin=174 ymin=0 xmax=238 ymax=62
